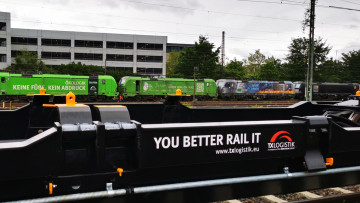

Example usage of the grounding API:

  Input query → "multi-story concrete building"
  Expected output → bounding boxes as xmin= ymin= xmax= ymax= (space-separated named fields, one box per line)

xmin=166 ymin=43 xmax=194 ymax=60
xmin=166 ymin=43 xmax=194 ymax=53
xmin=0 ymin=11 xmax=167 ymax=75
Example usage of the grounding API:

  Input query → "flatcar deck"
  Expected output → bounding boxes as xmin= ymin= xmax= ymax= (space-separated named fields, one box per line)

xmin=1 ymin=95 xmax=360 ymax=202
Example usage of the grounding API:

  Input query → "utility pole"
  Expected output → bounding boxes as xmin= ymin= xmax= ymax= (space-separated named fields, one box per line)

xmin=306 ymin=0 xmax=315 ymax=101
xmin=221 ymin=31 xmax=225 ymax=77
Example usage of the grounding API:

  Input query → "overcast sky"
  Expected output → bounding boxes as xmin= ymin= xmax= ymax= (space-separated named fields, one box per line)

xmin=1 ymin=0 xmax=360 ymax=63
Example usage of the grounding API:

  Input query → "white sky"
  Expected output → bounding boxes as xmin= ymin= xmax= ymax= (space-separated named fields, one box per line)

xmin=1 ymin=0 xmax=360 ymax=63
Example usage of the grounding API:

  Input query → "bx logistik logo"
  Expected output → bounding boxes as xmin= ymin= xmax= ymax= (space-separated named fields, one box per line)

xmin=267 ymin=131 xmax=295 ymax=151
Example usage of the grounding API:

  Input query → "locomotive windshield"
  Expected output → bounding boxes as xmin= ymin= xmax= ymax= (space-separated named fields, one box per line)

xmin=217 ymin=81 xmax=225 ymax=88
xmin=119 ymin=77 xmax=128 ymax=86
xmin=225 ymin=82 xmax=235 ymax=88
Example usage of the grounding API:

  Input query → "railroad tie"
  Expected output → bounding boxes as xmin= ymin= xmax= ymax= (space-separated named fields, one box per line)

xmin=261 ymin=195 xmax=287 ymax=202
xmin=298 ymin=191 xmax=322 ymax=199
xmin=329 ymin=187 xmax=353 ymax=194
xmin=224 ymin=200 xmax=242 ymax=203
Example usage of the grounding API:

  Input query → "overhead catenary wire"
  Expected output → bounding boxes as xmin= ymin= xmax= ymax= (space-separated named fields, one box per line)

xmin=328 ymin=6 xmax=360 ymax=12
xmin=1 ymin=0 xmax=358 ymax=42
xmin=1 ymin=0 xmax=359 ymax=62
xmin=2 ymin=0 xmax=359 ymax=29
xmin=9 ymin=17 xmax=360 ymax=45
xmin=339 ymin=0 xmax=360 ymax=6
xmin=0 ymin=0 xmax=302 ymax=23
xmin=237 ymin=0 xmax=331 ymax=8
xmin=10 ymin=18 xmax=295 ymax=43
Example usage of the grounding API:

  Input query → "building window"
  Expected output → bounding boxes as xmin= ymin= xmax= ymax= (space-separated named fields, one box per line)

xmin=0 ymin=22 xmax=5 ymax=31
xmin=42 ymin=38 xmax=71 ymax=47
xmin=46 ymin=65 xmax=60 ymax=68
xmin=137 ymin=55 xmax=163 ymax=63
xmin=41 ymin=52 xmax=71 ymax=60
xmin=107 ymin=41 xmax=133 ymax=49
xmin=106 ymin=67 xmax=133 ymax=72
xmin=11 ymin=50 xmax=37 ymax=57
xmin=11 ymin=37 xmax=38 ymax=45
xmin=106 ymin=54 xmax=133 ymax=62
xmin=75 ymin=53 xmax=103 ymax=60
xmin=137 ymin=43 xmax=163 ymax=51
xmin=75 ymin=40 xmax=103 ymax=48
xmin=136 ymin=67 xmax=162 ymax=75
xmin=0 ymin=54 xmax=6 ymax=62
xmin=166 ymin=45 xmax=194 ymax=52
xmin=0 ymin=38 xmax=5 ymax=47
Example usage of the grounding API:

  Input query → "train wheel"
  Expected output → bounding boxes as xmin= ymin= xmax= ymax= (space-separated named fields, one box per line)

xmin=134 ymin=95 xmax=141 ymax=101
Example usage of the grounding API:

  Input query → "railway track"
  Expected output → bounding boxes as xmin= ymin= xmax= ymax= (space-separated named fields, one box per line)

xmin=0 ymin=100 xmax=300 ymax=110
xmin=0 ymin=101 xmax=28 ymax=110
xmin=183 ymin=100 xmax=299 ymax=108
xmin=223 ymin=185 xmax=360 ymax=203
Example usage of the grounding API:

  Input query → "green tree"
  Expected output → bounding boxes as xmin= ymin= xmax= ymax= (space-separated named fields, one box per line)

xmin=5 ymin=51 xmax=138 ymax=82
xmin=258 ymin=57 xmax=281 ymax=80
xmin=54 ymin=62 xmax=105 ymax=75
xmin=166 ymin=51 xmax=182 ymax=77
xmin=341 ymin=50 xmax=360 ymax=82
xmin=224 ymin=58 xmax=246 ymax=79
xmin=6 ymin=49 xmax=47 ymax=73
xmin=314 ymin=58 xmax=343 ymax=82
xmin=53 ymin=62 xmax=138 ymax=82
xmin=244 ymin=49 xmax=266 ymax=75
xmin=106 ymin=69 xmax=136 ymax=82
xmin=284 ymin=37 xmax=331 ymax=81
xmin=174 ymin=35 xmax=220 ymax=78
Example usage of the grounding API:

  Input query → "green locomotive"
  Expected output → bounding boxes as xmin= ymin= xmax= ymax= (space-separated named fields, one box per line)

xmin=0 ymin=72 xmax=118 ymax=100
xmin=118 ymin=76 xmax=217 ymax=100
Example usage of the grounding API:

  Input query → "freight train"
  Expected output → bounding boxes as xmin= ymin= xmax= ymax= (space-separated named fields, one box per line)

xmin=0 ymin=72 xmax=119 ymax=101
xmin=0 ymin=73 xmax=358 ymax=101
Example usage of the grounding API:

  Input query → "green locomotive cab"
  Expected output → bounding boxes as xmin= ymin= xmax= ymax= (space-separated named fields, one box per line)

xmin=118 ymin=76 xmax=217 ymax=100
xmin=0 ymin=73 xmax=118 ymax=101
xmin=97 ymin=75 xmax=119 ymax=97
xmin=0 ymin=72 xmax=9 ymax=96
xmin=118 ymin=76 xmax=139 ymax=98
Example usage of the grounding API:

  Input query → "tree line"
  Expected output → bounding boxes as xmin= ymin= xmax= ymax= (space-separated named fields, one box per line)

xmin=5 ymin=35 xmax=360 ymax=83
xmin=167 ymin=35 xmax=360 ymax=82
xmin=4 ymin=50 xmax=137 ymax=82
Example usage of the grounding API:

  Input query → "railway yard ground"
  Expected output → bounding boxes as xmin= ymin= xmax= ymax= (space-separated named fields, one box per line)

xmin=220 ymin=185 xmax=360 ymax=203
